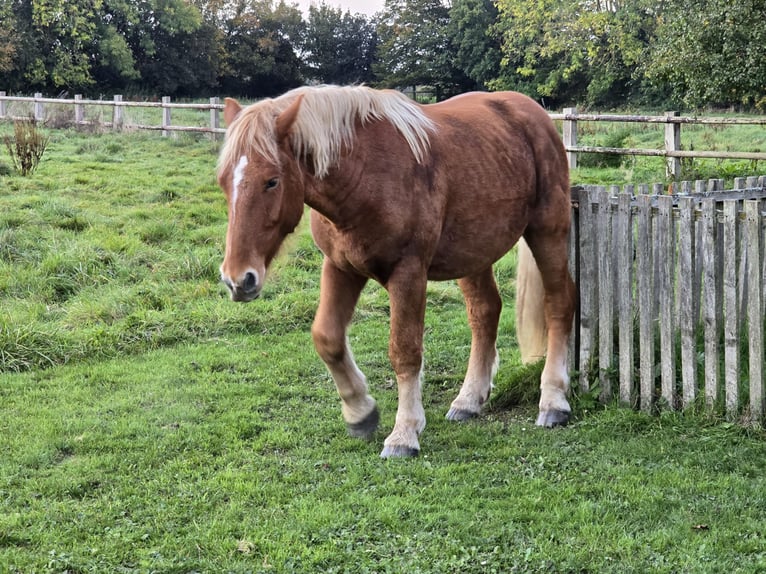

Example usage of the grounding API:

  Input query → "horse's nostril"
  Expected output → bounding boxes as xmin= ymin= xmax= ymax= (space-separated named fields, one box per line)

xmin=242 ymin=271 xmax=257 ymax=292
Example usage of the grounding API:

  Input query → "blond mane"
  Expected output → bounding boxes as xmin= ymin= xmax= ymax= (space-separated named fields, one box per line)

xmin=218 ymin=85 xmax=436 ymax=179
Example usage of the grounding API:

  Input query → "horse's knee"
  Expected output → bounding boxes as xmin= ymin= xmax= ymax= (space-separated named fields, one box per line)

xmin=311 ymin=322 xmax=345 ymax=364
xmin=388 ymin=342 xmax=423 ymax=376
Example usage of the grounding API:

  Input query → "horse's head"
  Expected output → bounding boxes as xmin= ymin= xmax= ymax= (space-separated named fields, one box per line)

xmin=217 ymin=95 xmax=306 ymax=302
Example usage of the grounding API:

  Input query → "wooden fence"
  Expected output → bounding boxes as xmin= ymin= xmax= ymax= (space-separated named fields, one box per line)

xmin=570 ymin=176 xmax=766 ymax=423
xmin=0 ymin=92 xmax=226 ymax=137
xmin=2 ymin=93 xmax=766 ymax=174
xmin=552 ymin=109 xmax=766 ymax=178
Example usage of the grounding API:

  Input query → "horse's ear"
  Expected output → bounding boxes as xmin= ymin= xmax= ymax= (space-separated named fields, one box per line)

xmin=223 ymin=98 xmax=242 ymax=126
xmin=275 ymin=94 xmax=304 ymax=145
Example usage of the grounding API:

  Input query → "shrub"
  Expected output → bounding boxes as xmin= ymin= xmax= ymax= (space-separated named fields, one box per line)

xmin=4 ymin=118 xmax=50 ymax=176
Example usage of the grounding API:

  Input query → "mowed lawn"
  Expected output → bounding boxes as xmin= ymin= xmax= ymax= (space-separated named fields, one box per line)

xmin=2 ymin=128 xmax=766 ymax=572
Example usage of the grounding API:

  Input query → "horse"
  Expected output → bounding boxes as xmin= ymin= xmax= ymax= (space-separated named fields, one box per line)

xmin=216 ymin=85 xmax=575 ymax=458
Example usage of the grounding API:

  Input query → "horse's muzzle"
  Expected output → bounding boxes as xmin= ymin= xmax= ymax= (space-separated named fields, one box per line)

xmin=221 ymin=269 xmax=261 ymax=302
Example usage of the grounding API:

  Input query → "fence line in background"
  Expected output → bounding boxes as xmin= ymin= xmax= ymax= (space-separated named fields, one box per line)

xmin=1 ymin=93 xmax=766 ymax=173
xmin=570 ymin=176 xmax=766 ymax=423
xmin=0 ymin=92 xmax=226 ymax=138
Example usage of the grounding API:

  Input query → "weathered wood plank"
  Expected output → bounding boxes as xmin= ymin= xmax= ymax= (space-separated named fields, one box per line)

xmin=722 ymin=200 xmax=740 ymax=418
xmin=637 ymin=194 xmax=654 ymax=413
xmin=678 ymin=197 xmax=697 ymax=408
xmin=701 ymin=198 xmax=720 ymax=407
xmin=578 ymin=188 xmax=597 ymax=392
xmin=746 ymin=200 xmax=764 ymax=422
xmin=617 ymin=192 xmax=634 ymax=405
xmin=598 ymin=188 xmax=614 ymax=401
xmin=658 ymin=195 xmax=676 ymax=409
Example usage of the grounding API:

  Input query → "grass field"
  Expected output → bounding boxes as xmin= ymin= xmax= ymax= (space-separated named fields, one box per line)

xmin=2 ymin=126 xmax=766 ymax=572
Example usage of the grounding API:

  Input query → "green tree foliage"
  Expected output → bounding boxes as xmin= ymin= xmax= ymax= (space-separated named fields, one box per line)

xmin=0 ymin=0 xmax=763 ymax=109
xmin=220 ymin=0 xmax=305 ymax=97
xmin=303 ymin=2 xmax=378 ymax=85
xmin=375 ymin=0 xmax=473 ymax=99
xmin=492 ymin=0 xmax=657 ymax=107
xmin=0 ymin=0 xmax=16 ymax=74
xmin=448 ymin=0 xmax=500 ymax=90
xmin=19 ymin=0 xmax=101 ymax=91
xmin=648 ymin=0 xmax=766 ymax=109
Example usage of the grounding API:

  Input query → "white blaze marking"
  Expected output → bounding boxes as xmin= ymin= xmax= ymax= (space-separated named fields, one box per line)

xmin=231 ymin=155 xmax=249 ymax=217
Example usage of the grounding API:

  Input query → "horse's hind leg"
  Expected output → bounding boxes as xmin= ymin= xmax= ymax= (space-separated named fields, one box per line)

xmin=446 ymin=268 xmax=501 ymax=421
xmin=523 ymin=228 xmax=576 ymax=427
xmin=312 ymin=258 xmax=379 ymax=438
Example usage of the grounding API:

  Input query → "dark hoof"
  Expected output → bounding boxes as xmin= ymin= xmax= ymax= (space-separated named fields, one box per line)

xmin=380 ymin=445 xmax=420 ymax=459
xmin=535 ymin=409 xmax=570 ymax=428
xmin=445 ymin=407 xmax=479 ymax=422
xmin=346 ymin=406 xmax=380 ymax=439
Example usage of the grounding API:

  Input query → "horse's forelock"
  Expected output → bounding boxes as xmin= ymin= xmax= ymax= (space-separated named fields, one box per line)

xmin=218 ymin=86 xmax=435 ymax=180
xmin=217 ymin=100 xmax=281 ymax=179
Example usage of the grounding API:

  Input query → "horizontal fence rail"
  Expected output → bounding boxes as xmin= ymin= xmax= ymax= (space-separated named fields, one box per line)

xmin=1 ymin=93 xmax=765 ymax=171
xmin=570 ymin=176 xmax=766 ymax=424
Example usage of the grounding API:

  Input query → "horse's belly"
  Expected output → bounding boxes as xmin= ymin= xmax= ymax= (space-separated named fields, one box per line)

xmin=427 ymin=230 xmax=521 ymax=281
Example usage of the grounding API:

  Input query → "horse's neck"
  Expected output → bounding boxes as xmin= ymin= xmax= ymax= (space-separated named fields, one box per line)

xmin=302 ymin=166 xmax=362 ymax=225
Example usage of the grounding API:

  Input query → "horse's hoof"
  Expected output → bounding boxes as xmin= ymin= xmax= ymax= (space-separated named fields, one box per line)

xmin=380 ymin=444 xmax=420 ymax=459
xmin=445 ymin=407 xmax=478 ymax=422
xmin=346 ymin=406 xmax=380 ymax=439
xmin=535 ymin=409 xmax=570 ymax=428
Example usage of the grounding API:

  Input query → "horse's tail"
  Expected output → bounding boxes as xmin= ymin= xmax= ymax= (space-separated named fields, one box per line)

xmin=516 ymin=238 xmax=547 ymax=363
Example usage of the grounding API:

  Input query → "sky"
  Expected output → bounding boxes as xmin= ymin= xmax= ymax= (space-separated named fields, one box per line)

xmin=294 ymin=0 xmax=385 ymax=17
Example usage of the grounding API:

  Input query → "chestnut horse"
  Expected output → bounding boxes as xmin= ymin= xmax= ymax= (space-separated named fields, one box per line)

xmin=217 ymin=85 xmax=575 ymax=458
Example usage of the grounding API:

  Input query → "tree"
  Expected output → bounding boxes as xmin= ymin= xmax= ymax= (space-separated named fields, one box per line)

xmin=13 ymin=0 xmax=102 ymax=91
xmin=220 ymin=0 xmax=305 ymax=97
xmin=448 ymin=0 xmax=500 ymax=90
xmin=0 ymin=0 xmax=16 ymax=75
xmin=492 ymin=0 xmax=656 ymax=107
xmin=647 ymin=0 xmax=766 ymax=109
xmin=375 ymin=0 xmax=473 ymax=99
xmin=302 ymin=2 xmax=378 ymax=85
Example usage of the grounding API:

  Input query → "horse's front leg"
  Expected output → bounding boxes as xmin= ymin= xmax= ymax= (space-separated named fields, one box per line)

xmin=312 ymin=259 xmax=379 ymax=438
xmin=380 ymin=261 xmax=428 ymax=458
xmin=446 ymin=268 xmax=501 ymax=420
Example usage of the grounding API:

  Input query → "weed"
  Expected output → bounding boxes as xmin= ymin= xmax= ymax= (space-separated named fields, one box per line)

xmin=3 ymin=118 xmax=49 ymax=175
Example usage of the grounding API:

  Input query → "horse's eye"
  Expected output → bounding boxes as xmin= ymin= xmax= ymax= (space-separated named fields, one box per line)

xmin=265 ymin=178 xmax=279 ymax=191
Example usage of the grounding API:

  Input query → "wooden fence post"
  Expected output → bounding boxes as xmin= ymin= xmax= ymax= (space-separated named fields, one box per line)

xmin=162 ymin=96 xmax=171 ymax=137
xmin=74 ymin=94 xmax=84 ymax=125
xmin=0 ymin=91 xmax=6 ymax=118
xmin=210 ymin=96 xmax=220 ymax=140
xmin=34 ymin=92 xmax=44 ymax=122
xmin=113 ymin=95 xmax=123 ymax=130
xmin=665 ymin=111 xmax=681 ymax=179
xmin=563 ymin=107 xmax=578 ymax=170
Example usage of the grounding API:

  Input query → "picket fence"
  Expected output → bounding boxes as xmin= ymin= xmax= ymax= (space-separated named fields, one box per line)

xmin=570 ymin=176 xmax=766 ymax=423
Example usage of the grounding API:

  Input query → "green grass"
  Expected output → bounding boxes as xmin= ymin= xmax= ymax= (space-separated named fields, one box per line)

xmin=2 ymin=126 xmax=766 ymax=572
